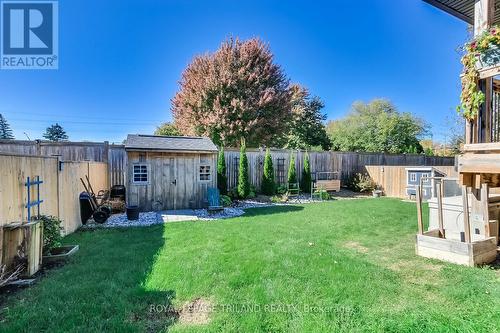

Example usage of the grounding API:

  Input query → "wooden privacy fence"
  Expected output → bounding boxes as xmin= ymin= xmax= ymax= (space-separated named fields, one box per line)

xmin=223 ymin=149 xmax=455 ymax=191
xmin=0 ymin=140 xmax=456 ymax=193
xmin=365 ymin=165 xmax=457 ymax=198
xmin=0 ymin=153 xmax=108 ymax=235
xmin=0 ymin=140 xmax=126 ymax=187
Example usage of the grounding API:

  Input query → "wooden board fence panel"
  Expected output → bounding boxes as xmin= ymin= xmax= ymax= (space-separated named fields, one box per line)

xmin=108 ymin=146 xmax=127 ymax=186
xmin=0 ymin=140 xmax=111 ymax=161
xmin=1 ymin=141 xmax=456 ymax=190
xmin=365 ymin=165 xmax=457 ymax=198
xmin=0 ymin=154 xmax=59 ymax=225
xmin=223 ymin=149 xmax=455 ymax=192
xmin=0 ymin=154 xmax=110 ymax=258
xmin=88 ymin=162 xmax=109 ymax=193
xmin=58 ymin=161 xmax=109 ymax=235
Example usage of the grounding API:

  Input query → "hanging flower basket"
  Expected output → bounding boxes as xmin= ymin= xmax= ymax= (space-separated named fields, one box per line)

xmin=457 ymin=26 xmax=500 ymax=120
xmin=475 ymin=44 xmax=500 ymax=70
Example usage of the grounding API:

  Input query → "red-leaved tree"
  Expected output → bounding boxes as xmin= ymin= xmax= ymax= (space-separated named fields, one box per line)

xmin=172 ymin=38 xmax=292 ymax=147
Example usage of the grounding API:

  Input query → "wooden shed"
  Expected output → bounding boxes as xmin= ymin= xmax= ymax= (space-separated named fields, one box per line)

xmin=405 ymin=167 xmax=447 ymax=201
xmin=124 ymin=134 xmax=218 ymax=211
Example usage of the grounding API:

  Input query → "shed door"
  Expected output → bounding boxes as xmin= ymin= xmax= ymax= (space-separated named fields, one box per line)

xmin=152 ymin=157 xmax=175 ymax=210
xmin=173 ymin=155 xmax=197 ymax=209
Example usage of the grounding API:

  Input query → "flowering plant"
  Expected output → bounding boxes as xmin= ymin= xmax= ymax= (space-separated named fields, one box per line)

xmin=458 ymin=26 xmax=500 ymax=120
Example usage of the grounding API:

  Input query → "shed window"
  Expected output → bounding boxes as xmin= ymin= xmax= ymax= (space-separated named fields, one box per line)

xmin=199 ymin=165 xmax=211 ymax=181
xmin=422 ymin=173 xmax=430 ymax=183
xmin=409 ymin=172 xmax=416 ymax=182
xmin=133 ymin=164 xmax=148 ymax=184
xmin=199 ymin=156 xmax=211 ymax=181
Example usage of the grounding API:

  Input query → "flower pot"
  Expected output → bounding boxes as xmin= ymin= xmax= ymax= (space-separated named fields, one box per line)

xmin=43 ymin=245 xmax=79 ymax=264
xmin=476 ymin=44 xmax=500 ymax=70
xmin=126 ymin=205 xmax=140 ymax=220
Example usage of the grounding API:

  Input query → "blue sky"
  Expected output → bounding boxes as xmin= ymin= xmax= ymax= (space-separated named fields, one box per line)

xmin=0 ymin=0 xmax=468 ymax=143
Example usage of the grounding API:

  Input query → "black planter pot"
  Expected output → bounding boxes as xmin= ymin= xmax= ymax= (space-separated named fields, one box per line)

xmin=126 ymin=205 xmax=140 ymax=220
xmin=110 ymin=185 xmax=126 ymax=201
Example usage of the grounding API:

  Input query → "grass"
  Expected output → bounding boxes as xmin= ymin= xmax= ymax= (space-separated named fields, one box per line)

xmin=1 ymin=198 xmax=499 ymax=332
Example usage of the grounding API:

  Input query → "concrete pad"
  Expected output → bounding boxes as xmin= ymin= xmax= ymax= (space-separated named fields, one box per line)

xmin=160 ymin=210 xmax=199 ymax=223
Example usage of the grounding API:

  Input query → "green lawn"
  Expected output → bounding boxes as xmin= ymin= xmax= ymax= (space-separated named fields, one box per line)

xmin=1 ymin=199 xmax=499 ymax=332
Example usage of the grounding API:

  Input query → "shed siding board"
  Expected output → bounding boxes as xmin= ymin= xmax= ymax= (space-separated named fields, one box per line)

xmin=127 ymin=151 xmax=216 ymax=211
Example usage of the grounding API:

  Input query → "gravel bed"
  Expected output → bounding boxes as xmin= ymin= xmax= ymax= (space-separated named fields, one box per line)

xmin=80 ymin=191 xmax=370 ymax=229
xmin=81 ymin=208 xmax=246 ymax=228
xmin=194 ymin=207 xmax=245 ymax=220
xmin=81 ymin=211 xmax=162 ymax=229
xmin=233 ymin=195 xmax=321 ymax=208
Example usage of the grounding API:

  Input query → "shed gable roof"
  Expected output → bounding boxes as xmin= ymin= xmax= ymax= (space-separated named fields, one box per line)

xmin=125 ymin=134 xmax=218 ymax=152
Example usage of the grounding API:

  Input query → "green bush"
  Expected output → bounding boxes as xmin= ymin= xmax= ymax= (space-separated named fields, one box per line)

xmin=348 ymin=173 xmax=376 ymax=193
xmin=237 ymin=139 xmax=250 ymax=198
xmin=287 ymin=152 xmax=297 ymax=184
xmin=40 ymin=215 xmax=63 ymax=254
xmin=270 ymin=195 xmax=286 ymax=203
xmin=313 ymin=190 xmax=330 ymax=200
xmin=261 ymin=148 xmax=276 ymax=195
xmin=276 ymin=185 xmax=288 ymax=195
xmin=217 ymin=147 xmax=227 ymax=195
xmin=228 ymin=188 xmax=239 ymax=200
xmin=220 ymin=195 xmax=232 ymax=207
xmin=300 ymin=152 xmax=312 ymax=193
xmin=248 ymin=185 xmax=257 ymax=199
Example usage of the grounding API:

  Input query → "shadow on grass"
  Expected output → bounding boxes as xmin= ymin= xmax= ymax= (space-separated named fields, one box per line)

xmin=0 ymin=224 xmax=179 ymax=332
xmin=242 ymin=205 xmax=304 ymax=217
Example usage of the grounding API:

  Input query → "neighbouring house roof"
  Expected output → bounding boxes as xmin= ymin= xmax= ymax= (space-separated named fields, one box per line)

xmin=124 ymin=134 xmax=218 ymax=153
xmin=423 ymin=0 xmax=500 ymax=25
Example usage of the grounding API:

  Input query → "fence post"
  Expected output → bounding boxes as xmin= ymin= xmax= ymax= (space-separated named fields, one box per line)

xmin=436 ymin=182 xmax=444 ymax=238
xmin=56 ymin=156 xmax=61 ymax=219
xmin=462 ymin=185 xmax=471 ymax=243
xmin=416 ymin=185 xmax=424 ymax=235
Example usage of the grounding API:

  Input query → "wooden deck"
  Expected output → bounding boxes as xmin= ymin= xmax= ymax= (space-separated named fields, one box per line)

xmin=458 ymin=143 xmax=500 ymax=187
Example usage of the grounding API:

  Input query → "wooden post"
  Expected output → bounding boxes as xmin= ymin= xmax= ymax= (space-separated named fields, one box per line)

xmin=465 ymin=121 xmax=472 ymax=145
xmin=473 ymin=0 xmax=495 ymax=144
xmin=0 ymin=226 xmax=3 ymax=267
xmin=35 ymin=140 xmax=41 ymax=156
xmin=487 ymin=219 xmax=499 ymax=243
xmin=462 ymin=185 xmax=471 ymax=243
xmin=416 ymin=185 xmax=424 ymax=235
xmin=56 ymin=156 xmax=62 ymax=221
xmin=474 ymin=0 xmax=495 ymax=36
xmin=481 ymin=183 xmax=490 ymax=236
xmin=103 ymin=141 xmax=111 ymax=188
xmin=485 ymin=79 xmax=492 ymax=143
xmin=436 ymin=182 xmax=444 ymax=238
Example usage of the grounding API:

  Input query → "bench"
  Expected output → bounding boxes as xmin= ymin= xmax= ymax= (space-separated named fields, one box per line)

xmin=314 ymin=180 xmax=340 ymax=192
xmin=311 ymin=180 xmax=340 ymax=200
